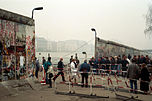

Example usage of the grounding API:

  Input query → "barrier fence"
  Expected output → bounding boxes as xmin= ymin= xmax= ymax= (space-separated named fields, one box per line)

xmin=48 ymin=64 xmax=152 ymax=97
xmin=1 ymin=62 xmax=152 ymax=98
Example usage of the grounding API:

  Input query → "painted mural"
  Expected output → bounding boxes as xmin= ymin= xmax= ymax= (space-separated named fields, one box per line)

xmin=26 ymin=26 xmax=35 ymax=74
xmin=0 ymin=18 xmax=35 ymax=81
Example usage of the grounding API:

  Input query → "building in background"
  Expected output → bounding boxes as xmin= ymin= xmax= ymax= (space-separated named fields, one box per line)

xmin=35 ymin=38 xmax=93 ymax=53
xmin=47 ymin=41 xmax=57 ymax=52
xmin=35 ymin=37 xmax=48 ymax=52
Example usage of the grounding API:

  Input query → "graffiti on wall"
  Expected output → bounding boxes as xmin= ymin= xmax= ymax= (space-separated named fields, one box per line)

xmin=0 ymin=18 xmax=35 ymax=79
xmin=26 ymin=26 xmax=35 ymax=70
xmin=16 ymin=24 xmax=26 ymax=46
xmin=0 ymin=20 xmax=13 ymax=47
xmin=96 ymin=37 xmax=151 ymax=58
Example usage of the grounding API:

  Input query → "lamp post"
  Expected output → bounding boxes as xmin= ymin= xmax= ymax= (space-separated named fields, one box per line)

xmin=32 ymin=7 xmax=43 ymax=19
xmin=91 ymin=28 xmax=97 ymax=59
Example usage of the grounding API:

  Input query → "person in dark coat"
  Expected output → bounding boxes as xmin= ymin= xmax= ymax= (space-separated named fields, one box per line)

xmin=105 ymin=57 xmax=110 ymax=74
xmin=121 ymin=55 xmax=129 ymax=77
xmin=89 ymin=57 xmax=98 ymax=74
xmin=140 ymin=55 xmax=146 ymax=64
xmin=128 ymin=54 xmax=132 ymax=60
xmin=70 ymin=55 xmax=73 ymax=64
xmin=140 ymin=63 xmax=150 ymax=94
xmin=145 ymin=55 xmax=150 ymax=65
xmin=79 ymin=60 xmax=90 ymax=87
xmin=53 ymin=58 xmax=65 ymax=82
xmin=35 ymin=57 xmax=40 ymax=79
xmin=42 ymin=57 xmax=46 ymax=65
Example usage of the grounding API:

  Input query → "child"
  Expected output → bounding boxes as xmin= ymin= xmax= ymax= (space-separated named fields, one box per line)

xmin=47 ymin=66 xmax=54 ymax=88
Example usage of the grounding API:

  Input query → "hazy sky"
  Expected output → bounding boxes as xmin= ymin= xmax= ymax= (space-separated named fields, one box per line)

xmin=0 ymin=0 xmax=152 ymax=50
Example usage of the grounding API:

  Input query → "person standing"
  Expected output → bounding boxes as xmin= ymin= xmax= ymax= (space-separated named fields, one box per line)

xmin=70 ymin=59 xmax=78 ymax=83
xmin=105 ymin=57 xmax=110 ymax=74
xmin=43 ymin=57 xmax=52 ymax=84
xmin=140 ymin=63 xmax=150 ymax=94
xmin=89 ymin=57 xmax=98 ymax=74
xmin=42 ymin=57 xmax=46 ymax=65
xmin=121 ymin=55 xmax=129 ymax=77
xmin=79 ymin=60 xmax=90 ymax=87
xmin=75 ymin=53 xmax=80 ymax=66
xmin=127 ymin=59 xmax=139 ymax=93
xmin=140 ymin=55 xmax=146 ymax=64
xmin=35 ymin=57 xmax=40 ymax=79
xmin=53 ymin=58 xmax=65 ymax=82
xmin=70 ymin=55 xmax=73 ymax=64
xmin=47 ymin=66 xmax=54 ymax=88
xmin=41 ymin=57 xmax=46 ymax=72
xmin=128 ymin=54 xmax=132 ymax=60
xmin=145 ymin=55 xmax=150 ymax=65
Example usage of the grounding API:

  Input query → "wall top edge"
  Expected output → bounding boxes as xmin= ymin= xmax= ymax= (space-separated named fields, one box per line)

xmin=0 ymin=8 xmax=35 ymax=26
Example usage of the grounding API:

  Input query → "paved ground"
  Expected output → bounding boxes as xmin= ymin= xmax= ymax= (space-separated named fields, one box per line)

xmin=0 ymin=74 xmax=152 ymax=101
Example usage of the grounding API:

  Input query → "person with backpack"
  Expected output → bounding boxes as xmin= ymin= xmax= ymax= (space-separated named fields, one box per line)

xmin=43 ymin=57 xmax=52 ymax=84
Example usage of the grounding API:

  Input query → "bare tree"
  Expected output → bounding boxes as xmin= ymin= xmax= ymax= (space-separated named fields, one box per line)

xmin=145 ymin=5 xmax=152 ymax=36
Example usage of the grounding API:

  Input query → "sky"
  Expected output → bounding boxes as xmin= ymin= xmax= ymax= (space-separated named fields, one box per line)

xmin=0 ymin=0 xmax=152 ymax=50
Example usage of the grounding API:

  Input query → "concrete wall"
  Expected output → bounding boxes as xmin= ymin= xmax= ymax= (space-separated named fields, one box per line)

xmin=96 ymin=37 xmax=151 ymax=58
xmin=0 ymin=8 xmax=35 ymax=80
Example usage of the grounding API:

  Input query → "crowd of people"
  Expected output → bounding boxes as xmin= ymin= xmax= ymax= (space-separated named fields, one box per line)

xmin=88 ymin=54 xmax=152 ymax=94
xmin=89 ymin=54 xmax=152 ymax=70
xmin=35 ymin=55 xmax=90 ymax=88
xmin=34 ymin=54 xmax=152 ymax=94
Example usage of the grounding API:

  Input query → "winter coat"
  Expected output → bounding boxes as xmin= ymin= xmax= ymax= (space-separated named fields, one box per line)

xmin=127 ymin=63 xmax=139 ymax=79
xmin=58 ymin=60 xmax=64 ymax=71
xmin=43 ymin=61 xmax=52 ymax=72
xmin=80 ymin=62 xmax=90 ymax=73
xmin=36 ymin=60 xmax=40 ymax=71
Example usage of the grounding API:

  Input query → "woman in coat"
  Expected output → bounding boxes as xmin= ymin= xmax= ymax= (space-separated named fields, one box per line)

xmin=140 ymin=63 xmax=150 ymax=94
